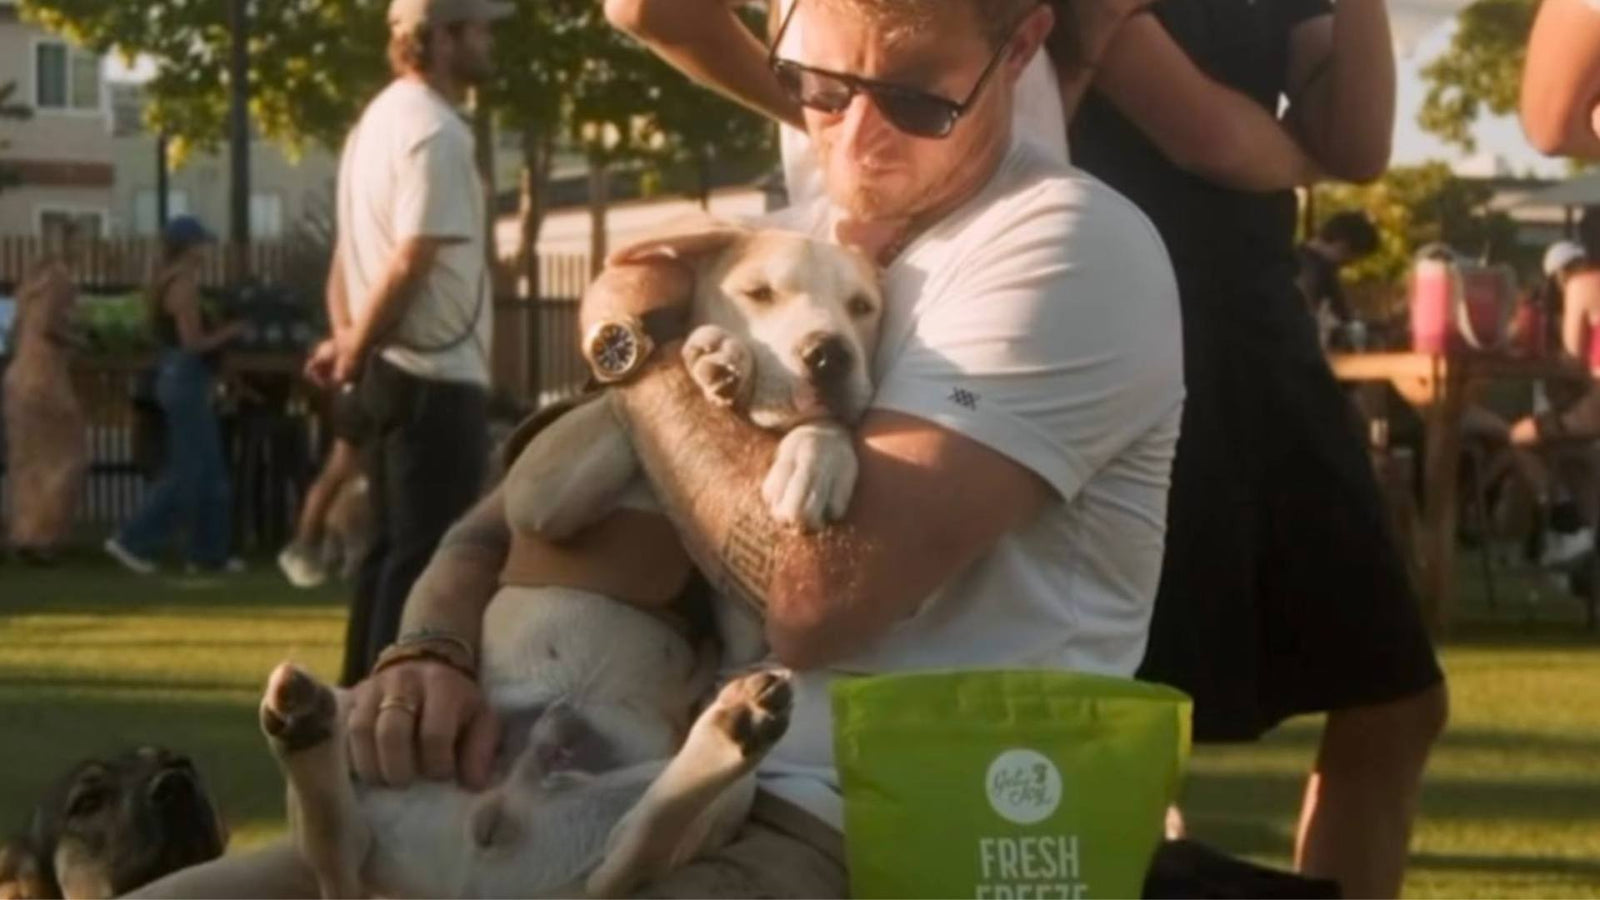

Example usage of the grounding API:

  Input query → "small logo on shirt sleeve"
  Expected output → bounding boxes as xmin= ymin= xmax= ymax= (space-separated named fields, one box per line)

xmin=948 ymin=387 xmax=979 ymax=410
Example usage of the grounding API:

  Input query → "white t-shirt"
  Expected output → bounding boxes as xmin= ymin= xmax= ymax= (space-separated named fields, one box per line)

xmin=755 ymin=140 xmax=1185 ymax=830
xmin=774 ymin=0 xmax=1069 ymax=209
xmin=337 ymin=79 xmax=492 ymax=387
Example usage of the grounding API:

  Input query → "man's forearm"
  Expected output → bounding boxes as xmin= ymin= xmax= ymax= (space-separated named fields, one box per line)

xmin=1291 ymin=0 xmax=1394 ymax=182
xmin=1521 ymin=0 xmax=1600 ymax=156
xmin=349 ymin=243 xmax=434 ymax=357
xmin=326 ymin=240 xmax=353 ymax=335
xmin=605 ymin=0 xmax=803 ymax=129
xmin=616 ymin=364 xmax=869 ymax=642
xmin=397 ymin=487 xmax=510 ymax=653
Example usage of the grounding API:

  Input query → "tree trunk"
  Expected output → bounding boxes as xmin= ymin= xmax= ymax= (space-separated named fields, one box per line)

xmin=589 ymin=154 xmax=610 ymax=278
xmin=519 ymin=126 xmax=553 ymax=405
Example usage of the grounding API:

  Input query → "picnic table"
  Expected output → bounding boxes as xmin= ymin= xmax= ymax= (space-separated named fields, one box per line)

xmin=1328 ymin=351 xmax=1585 ymax=631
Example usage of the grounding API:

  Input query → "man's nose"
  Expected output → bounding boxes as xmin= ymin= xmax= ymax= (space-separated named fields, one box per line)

xmin=837 ymin=92 xmax=896 ymax=157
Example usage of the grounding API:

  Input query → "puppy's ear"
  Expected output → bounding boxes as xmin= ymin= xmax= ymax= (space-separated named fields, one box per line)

xmin=607 ymin=218 xmax=750 ymax=266
xmin=0 ymin=839 xmax=48 ymax=900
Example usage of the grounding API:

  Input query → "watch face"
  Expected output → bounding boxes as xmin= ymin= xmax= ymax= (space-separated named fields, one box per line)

xmin=591 ymin=323 xmax=640 ymax=377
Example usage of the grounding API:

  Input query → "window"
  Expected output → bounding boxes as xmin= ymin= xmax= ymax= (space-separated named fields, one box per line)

xmin=250 ymin=192 xmax=284 ymax=239
xmin=38 ymin=208 xmax=106 ymax=242
xmin=34 ymin=40 xmax=102 ymax=112
xmin=132 ymin=189 xmax=190 ymax=236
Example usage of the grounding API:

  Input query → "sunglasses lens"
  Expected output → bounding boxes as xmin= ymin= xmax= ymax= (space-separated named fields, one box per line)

xmin=776 ymin=62 xmax=854 ymax=113
xmin=872 ymin=89 xmax=956 ymax=138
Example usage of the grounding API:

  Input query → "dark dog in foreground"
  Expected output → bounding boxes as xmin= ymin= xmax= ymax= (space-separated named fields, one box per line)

xmin=0 ymin=747 xmax=226 ymax=899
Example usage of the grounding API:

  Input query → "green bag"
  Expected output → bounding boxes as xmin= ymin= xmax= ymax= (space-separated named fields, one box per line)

xmin=833 ymin=669 xmax=1191 ymax=899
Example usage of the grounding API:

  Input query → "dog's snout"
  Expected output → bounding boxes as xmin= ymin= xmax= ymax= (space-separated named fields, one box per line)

xmin=798 ymin=333 xmax=853 ymax=384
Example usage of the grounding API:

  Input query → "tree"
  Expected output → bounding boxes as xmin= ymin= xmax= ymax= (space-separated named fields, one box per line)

xmin=0 ymin=80 xmax=32 ymax=194
xmin=1416 ymin=0 xmax=1535 ymax=152
xmin=19 ymin=0 xmax=387 ymax=159
xmin=1314 ymin=162 xmax=1523 ymax=290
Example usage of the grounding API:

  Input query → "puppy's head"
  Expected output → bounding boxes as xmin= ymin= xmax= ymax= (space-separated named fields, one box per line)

xmin=1 ymin=747 xmax=226 ymax=899
xmin=612 ymin=221 xmax=885 ymax=430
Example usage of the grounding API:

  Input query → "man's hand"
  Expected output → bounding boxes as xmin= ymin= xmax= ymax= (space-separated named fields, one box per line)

xmin=304 ymin=337 xmax=339 ymax=388
xmin=1510 ymin=416 xmax=1541 ymax=448
xmin=345 ymin=660 xmax=501 ymax=790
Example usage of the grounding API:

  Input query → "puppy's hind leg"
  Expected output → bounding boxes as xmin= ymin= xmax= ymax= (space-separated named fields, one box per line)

xmin=584 ymin=669 xmax=792 ymax=898
xmin=261 ymin=663 xmax=371 ymax=899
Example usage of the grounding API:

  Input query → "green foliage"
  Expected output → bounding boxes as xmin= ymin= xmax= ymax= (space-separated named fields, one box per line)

xmin=18 ymin=0 xmax=774 ymax=200
xmin=19 ymin=0 xmax=388 ymax=160
xmin=1417 ymin=0 xmax=1536 ymax=152
xmin=1315 ymin=162 xmax=1522 ymax=286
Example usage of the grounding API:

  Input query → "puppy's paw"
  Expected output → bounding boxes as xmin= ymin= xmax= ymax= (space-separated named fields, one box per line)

xmin=761 ymin=422 xmax=858 ymax=531
xmin=260 ymin=663 xmax=337 ymax=754
xmin=706 ymin=668 xmax=793 ymax=759
xmin=683 ymin=325 xmax=754 ymax=408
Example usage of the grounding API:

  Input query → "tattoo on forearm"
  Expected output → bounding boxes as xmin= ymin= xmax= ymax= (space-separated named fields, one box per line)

xmin=719 ymin=508 xmax=779 ymax=613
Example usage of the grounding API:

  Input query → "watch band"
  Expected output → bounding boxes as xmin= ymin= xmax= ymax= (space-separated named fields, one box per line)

xmin=637 ymin=305 xmax=690 ymax=345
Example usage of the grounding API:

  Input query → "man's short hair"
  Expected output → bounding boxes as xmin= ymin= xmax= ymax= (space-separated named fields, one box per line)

xmin=387 ymin=21 xmax=467 ymax=76
xmin=815 ymin=0 xmax=1040 ymax=49
xmin=1318 ymin=211 xmax=1380 ymax=258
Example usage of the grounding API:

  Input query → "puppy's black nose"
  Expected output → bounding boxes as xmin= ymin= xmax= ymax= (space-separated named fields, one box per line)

xmin=799 ymin=333 xmax=853 ymax=384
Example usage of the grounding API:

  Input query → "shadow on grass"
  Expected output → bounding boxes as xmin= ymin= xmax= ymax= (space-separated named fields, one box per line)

xmin=1410 ymin=852 xmax=1600 ymax=878
xmin=0 ymin=687 xmax=284 ymax=839
xmin=1184 ymin=770 xmax=1600 ymax=858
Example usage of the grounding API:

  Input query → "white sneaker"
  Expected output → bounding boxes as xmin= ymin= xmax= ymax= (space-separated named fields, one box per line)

xmin=104 ymin=537 xmax=158 ymax=575
xmin=1541 ymin=527 xmax=1594 ymax=567
xmin=277 ymin=545 xmax=327 ymax=589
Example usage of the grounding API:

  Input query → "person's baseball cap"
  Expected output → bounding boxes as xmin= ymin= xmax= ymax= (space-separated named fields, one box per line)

xmin=1544 ymin=240 xmax=1587 ymax=277
xmin=388 ymin=0 xmax=512 ymax=31
xmin=162 ymin=215 xmax=215 ymax=250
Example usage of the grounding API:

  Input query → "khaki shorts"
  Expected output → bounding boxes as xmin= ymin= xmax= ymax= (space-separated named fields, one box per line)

xmin=633 ymin=792 xmax=847 ymax=899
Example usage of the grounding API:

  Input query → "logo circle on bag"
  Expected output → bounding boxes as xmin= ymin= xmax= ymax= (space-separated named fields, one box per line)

xmin=985 ymin=748 xmax=1062 ymax=825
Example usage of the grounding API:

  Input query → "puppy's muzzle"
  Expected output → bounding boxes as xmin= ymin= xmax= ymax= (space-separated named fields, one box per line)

xmin=798 ymin=332 xmax=854 ymax=387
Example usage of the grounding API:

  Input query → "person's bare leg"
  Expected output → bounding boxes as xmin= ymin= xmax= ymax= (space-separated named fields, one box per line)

xmin=121 ymin=840 xmax=317 ymax=899
xmin=1295 ymin=681 xmax=1449 ymax=899
xmin=293 ymin=440 xmax=360 ymax=549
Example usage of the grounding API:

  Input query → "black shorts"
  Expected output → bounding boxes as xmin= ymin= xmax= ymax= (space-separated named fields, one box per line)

xmin=1137 ymin=289 xmax=1444 ymax=742
xmin=329 ymin=380 xmax=374 ymax=447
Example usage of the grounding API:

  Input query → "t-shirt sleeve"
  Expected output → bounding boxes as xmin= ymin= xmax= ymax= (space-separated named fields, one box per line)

xmin=870 ymin=185 xmax=1184 ymax=502
xmin=393 ymin=131 xmax=477 ymax=242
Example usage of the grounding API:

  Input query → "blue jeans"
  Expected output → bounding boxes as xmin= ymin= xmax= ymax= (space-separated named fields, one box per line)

xmin=117 ymin=350 xmax=232 ymax=567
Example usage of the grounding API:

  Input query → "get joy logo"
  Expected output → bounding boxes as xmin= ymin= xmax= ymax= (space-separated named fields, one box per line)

xmin=985 ymin=748 xmax=1062 ymax=825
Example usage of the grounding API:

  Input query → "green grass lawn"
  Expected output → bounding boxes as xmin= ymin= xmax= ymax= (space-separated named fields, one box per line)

xmin=2 ymin=555 xmax=1598 ymax=897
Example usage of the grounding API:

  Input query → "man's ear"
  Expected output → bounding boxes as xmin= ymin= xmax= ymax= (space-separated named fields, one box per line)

xmin=606 ymin=217 xmax=751 ymax=266
xmin=0 ymin=839 xmax=50 ymax=900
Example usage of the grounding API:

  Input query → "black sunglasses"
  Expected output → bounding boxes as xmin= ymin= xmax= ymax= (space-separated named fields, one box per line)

xmin=768 ymin=0 xmax=1021 ymax=139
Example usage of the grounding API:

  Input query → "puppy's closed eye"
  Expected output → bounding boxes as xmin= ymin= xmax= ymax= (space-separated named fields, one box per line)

xmin=742 ymin=284 xmax=775 ymax=304
xmin=847 ymin=295 xmax=876 ymax=318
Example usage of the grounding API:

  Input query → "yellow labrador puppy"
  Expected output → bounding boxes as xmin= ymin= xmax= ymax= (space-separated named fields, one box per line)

xmin=258 ymin=220 xmax=883 ymax=899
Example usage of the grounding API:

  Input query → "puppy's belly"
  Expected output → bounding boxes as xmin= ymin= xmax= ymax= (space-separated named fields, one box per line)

xmin=480 ymin=586 xmax=700 ymax=715
xmin=358 ymin=762 xmax=669 ymax=899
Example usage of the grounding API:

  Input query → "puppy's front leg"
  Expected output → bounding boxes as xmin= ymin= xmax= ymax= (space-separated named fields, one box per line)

xmin=584 ymin=669 xmax=792 ymax=899
xmin=683 ymin=325 xmax=754 ymax=409
xmin=261 ymin=663 xmax=370 ymax=899
xmin=506 ymin=395 xmax=640 ymax=539
xmin=761 ymin=422 xmax=859 ymax=532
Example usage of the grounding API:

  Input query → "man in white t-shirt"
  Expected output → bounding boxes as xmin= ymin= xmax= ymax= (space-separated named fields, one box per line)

xmin=577 ymin=0 xmax=1183 ymax=892
xmin=301 ymin=0 xmax=505 ymax=686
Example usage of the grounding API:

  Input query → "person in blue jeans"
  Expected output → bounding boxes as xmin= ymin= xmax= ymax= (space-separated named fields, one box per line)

xmin=105 ymin=217 xmax=247 ymax=575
